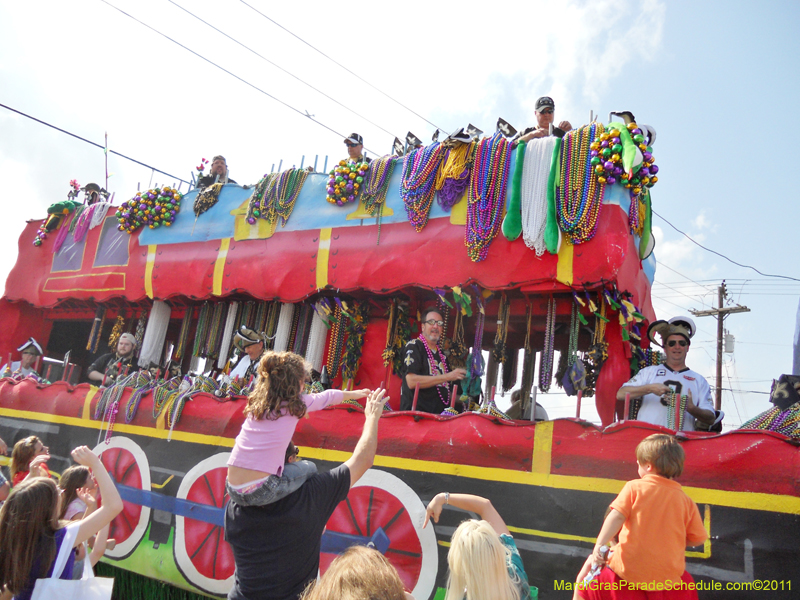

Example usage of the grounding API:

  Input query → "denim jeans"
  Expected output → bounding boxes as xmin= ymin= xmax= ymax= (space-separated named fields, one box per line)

xmin=226 ymin=460 xmax=317 ymax=507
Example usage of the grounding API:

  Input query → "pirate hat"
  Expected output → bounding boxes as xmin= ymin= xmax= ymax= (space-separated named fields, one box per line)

xmin=233 ymin=326 xmax=266 ymax=351
xmin=18 ymin=338 xmax=43 ymax=355
xmin=647 ymin=316 xmax=696 ymax=348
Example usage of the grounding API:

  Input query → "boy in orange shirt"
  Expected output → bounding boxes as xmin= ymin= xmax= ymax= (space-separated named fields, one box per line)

xmin=577 ymin=434 xmax=708 ymax=599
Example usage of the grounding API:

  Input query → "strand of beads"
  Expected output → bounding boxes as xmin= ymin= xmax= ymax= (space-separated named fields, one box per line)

xmin=540 ymin=297 xmax=556 ymax=392
xmin=124 ymin=371 xmax=155 ymax=423
xmin=556 ymin=124 xmax=606 ymax=244
xmin=665 ymin=392 xmax=687 ymax=431
xmin=326 ymin=305 xmax=346 ymax=379
xmin=567 ymin=302 xmax=580 ymax=366
xmin=246 ymin=174 xmax=277 ymax=223
xmin=419 ymin=334 xmax=450 ymax=407
xmin=327 ymin=160 xmax=369 ymax=206
xmin=269 ymin=169 xmax=309 ymax=226
xmin=174 ymin=308 xmax=193 ymax=362
xmin=361 ymin=155 xmax=397 ymax=215
xmin=400 ymin=142 xmax=447 ymax=232
xmin=153 ymin=377 xmax=181 ymax=419
xmin=465 ymin=133 xmax=511 ymax=262
xmin=192 ymin=303 xmax=212 ymax=358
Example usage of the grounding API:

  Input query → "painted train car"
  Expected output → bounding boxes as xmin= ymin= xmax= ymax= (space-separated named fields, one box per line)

xmin=1 ymin=128 xmax=797 ymax=598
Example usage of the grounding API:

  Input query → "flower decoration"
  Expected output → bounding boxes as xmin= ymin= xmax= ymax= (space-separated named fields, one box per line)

xmin=117 ymin=186 xmax=183 ymax=233
xmin=33 ymin=180 xmax=82 ymax=246
xmin=196 ymin=158 xmax=208 ymax=174
xmin=326 ymin=160 xmax=369 ymax=206
xmin=69 ymin=179 xmax=81 ymax=193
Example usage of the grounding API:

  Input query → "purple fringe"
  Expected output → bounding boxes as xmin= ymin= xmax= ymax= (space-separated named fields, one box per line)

xmin=437 ymin=168 xmax=469 ymax=210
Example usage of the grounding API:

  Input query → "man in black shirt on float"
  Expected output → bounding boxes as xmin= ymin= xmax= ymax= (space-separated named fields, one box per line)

xmin=198 ymin=155 xmax=237 ymax=188
xmin=224 ymin=388 xmax=387 ymax=600
xmin=400 ymin=307 xmax=466 ymax=414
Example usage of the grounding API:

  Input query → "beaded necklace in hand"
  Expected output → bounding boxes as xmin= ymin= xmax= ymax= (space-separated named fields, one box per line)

xmin=418 ymin=335 xmax=450 ymax=407
xmin=465 ymin=133 xmax=511 ymax=262
xmin=540 ymin=297 xmax=556 ymax=392
xmin=556 ymin=124 xmax=606 ymax=244
xmin=664 ymin=391 xmax=687 ymax=431
xmin=401 ymin=143 xmax=447 ymax=232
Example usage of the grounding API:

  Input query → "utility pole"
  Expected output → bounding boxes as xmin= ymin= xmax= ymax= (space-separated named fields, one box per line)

xmin=690 ymin=281 xmax=750 ymax=410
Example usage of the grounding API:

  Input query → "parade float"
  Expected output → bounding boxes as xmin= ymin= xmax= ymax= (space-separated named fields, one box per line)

xmin=1 ymin=119 xmax=798 ymax=599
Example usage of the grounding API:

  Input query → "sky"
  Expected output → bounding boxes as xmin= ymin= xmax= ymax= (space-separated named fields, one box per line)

xmin=1 ymin=0 xmax=798 ymax=428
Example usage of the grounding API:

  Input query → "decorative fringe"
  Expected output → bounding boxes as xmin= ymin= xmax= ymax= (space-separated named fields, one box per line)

xmin=87 ymin=305 xmax=107 ymax=353
xmin=192 ymin=303 xmax=211 ymax=358
xmin=217 ymin=302 xmax=239 ymax=369
xmin=305 ymin=303 xmax=328 ymax=371
xmin=134 ymin=309 xmax=148 ymax=358
xmin=138 ymin=300 xmax=172 ymax=368
xmin=204 ymin=303 xmax=226 ymax=358
xmin=273 ymin=303 xmax=295 ymax=352
xmin=174 ymin=308 xmax=193 ymax=361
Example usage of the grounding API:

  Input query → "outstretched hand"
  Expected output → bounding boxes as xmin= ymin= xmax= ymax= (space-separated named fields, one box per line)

xmin=350 ymin=388 xmax=371 ymax=400
xmin=77 ymin=487 xmax=98 ymax=510
xmin=364 ymin=389 xmax=386 ymax=419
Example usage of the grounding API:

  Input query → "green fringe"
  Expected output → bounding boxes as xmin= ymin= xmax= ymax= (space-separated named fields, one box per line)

xmin=94 ymin=563 xmax=215 ymax=600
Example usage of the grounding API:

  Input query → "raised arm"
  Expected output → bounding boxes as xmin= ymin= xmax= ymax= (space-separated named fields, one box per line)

xmin=405 ymin=369 xmax=466 ymax=390
xmin=70 ymin=446 xmax=123 ymax=547
xmin=343 ymin=389 xmax=385 ymax=487
xmin=423 ymin=493 xmax=509 ymax=536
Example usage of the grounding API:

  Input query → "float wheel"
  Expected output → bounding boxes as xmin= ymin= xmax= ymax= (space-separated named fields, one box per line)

xmin=323 ymin=469 xmax=437 ymax=600
xmin=174 ymin=452 xmax=234 ymax=596
xmin=92 ymin=437 xmax=151 ymax=559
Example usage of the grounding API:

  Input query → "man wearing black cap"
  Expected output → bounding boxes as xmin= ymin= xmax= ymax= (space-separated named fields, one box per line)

xmin=343 ymin=133 xmax=371 ymax=164
xmin=515 ymin=96 xmax=573 ymax=145
xmin=616 ymin=316 xmax=716 ymax=431
xmin=198 ymin=155 xmax=237 ymax=188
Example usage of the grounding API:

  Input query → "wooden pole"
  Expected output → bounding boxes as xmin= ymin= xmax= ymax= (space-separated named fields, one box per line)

xmin=624 ymin=392 xmax=631 ymax=421
xmin=449 ymin=385 xmax=457 ymax=408
xmin=576 ymin=390 xmax=583 ymax=419
xmin=675 ymin=394 xmax=682 ymax=432
xmin=411 ymin=383 xmax=420 ymax=411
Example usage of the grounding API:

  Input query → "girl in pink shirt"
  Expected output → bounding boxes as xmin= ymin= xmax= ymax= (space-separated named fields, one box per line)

xmin=226 ymin=351 xmax=370 ymax=507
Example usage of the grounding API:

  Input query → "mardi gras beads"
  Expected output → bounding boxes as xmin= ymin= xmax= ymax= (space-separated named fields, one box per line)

xmin=540 ymin=297 xmax=556 ymax=392
xmin=400 ymin=143 xmax=447 ymax=231
xmin=465 ymin=133 xmax=511 ymax=262
xmin=118 ymin=187 xmax=182 ymax=233
xmin=327 ymin=160 xmax=369 ymax=206
xmin=556 ymin=124 xmax=605 ymax=244
xmin=361 ymin=155 xmax=397 ymax=215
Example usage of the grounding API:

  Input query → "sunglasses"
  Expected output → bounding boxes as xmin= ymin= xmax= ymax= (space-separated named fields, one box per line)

xmin=424 ymin=319 xmax=444 ymax=327
xmin=345 ymin=142 xmax=360 ymax=148
xmin=539 ymin=108 xmax=554 ymax=114
xmin=667 ymin=340 xmax=688 ymax=347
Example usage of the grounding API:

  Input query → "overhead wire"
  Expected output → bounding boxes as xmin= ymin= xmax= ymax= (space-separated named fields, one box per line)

xmin=238 ymin=0 xmax=445 ymax=132
xmin=99 ymin=0 xmax=380 ymax=156
xmin=166 ymin=0 xmax=400 ymax=141
xmin=0 ymin=102 xmax=190 ymax=185
xmin=653 ymin=210 xmax=800 ymax=282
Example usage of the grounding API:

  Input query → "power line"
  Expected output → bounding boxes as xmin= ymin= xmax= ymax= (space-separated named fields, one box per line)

xmin=656 ymin=262 xmax=718 ymax=291
xmin=99 ymin=0 xmax=380 ymax=155
xmin=238 ymin=0 xmax=445 ymax=132
xmin=0 ymin=102 xmax=190 ymax=185
xmin=167 ymin=0 xmax=400 ymax=142
xmin=653 ymin=210 xmax=800 ymax=282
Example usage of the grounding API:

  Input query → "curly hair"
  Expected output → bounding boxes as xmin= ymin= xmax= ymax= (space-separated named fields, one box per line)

xmin=245 ymin=351 xmax=310 ymax=420
xmin=9 ymin=436 xmax=42 ymax=480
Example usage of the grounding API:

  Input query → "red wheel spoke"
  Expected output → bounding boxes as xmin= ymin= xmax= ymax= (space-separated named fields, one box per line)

xmin=202 ymin=474 xmax=220 ymax=508
xmin=386 ymin=548 xmax=421 ymax=558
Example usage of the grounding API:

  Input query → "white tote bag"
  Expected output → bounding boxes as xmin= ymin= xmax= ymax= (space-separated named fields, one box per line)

xmin=31 ymin=523 xmax=115 ymax=600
